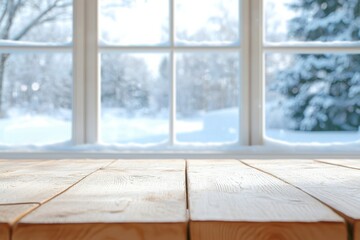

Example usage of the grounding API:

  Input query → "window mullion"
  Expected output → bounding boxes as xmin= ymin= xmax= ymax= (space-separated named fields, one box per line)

xmin=263 ymin=45 xmax=360 ymax=54
xmin=250 ymin=0 xmax=264 ymax=145
xmin=73 ymin=0 xmax=86 ymax=145
xmin=0 ymin=45 xmax=72 ymax=52
xmin=169 ymin=0 xmax=176 ymax=146
xmin=239 ymin=0 xmax=251 ymax=146
xmin=85 ymin=0 xmax=100 ymax=144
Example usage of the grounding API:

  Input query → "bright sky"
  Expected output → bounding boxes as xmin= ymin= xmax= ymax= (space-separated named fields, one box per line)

xmin=100 ymin=0 xmax=169 ymax=45
xmin=99 ymin=0 xmax=295 ymax=72
xmin=100 ymin=0 xmax=239 ymax=45
xmin=264 ymin=0 xmax=297 ymax=42
xmin=175 ymin=0 xmax=238 ymax=37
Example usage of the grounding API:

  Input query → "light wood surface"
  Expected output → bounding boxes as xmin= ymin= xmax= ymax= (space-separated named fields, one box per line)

xmin=0 ymin=160 xmax=49 ymax=174
xmin=14 ymin=160 xmax=187 ymax=240
xmin=2 ymin=159 xmax=360 ymax=240
xmin=187 ymin=160 xmax=346 ymax=240
xmin=0 ymin=204 xmax=38 ymax=240
xmin=243 ymin=159 xmax=360 ymax=240
xmin=316 ymin=159 xmax=360 ymax=170
xmin=0 ymin=159 xmax=112 ymax=204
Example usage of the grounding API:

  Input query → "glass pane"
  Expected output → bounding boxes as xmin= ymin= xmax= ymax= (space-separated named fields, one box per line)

xmin=0 ymin=53 xmax=72 ymax=145
xmin=176 ymin=52 xmax=240 ymax=144
xmin=266 ymin=53 xmax=360 ymax=144
xmin=0 ymin=0 xmax=73 ymax=43
xmin=175 ymin=0 xmax=240 ymax=46
xmin=101 ymin=53 xmax=169 ymax=144
xmin=265 ymin=0 xmax=360 ymax=42
xmin=100 ymin=0 xmax=169 ymax=45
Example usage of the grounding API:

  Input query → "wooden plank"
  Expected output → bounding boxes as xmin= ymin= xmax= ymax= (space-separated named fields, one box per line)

xmin=188 ymin=160 xmax=346 ymax=240
xmin=243 ymin=159 xmax=360 ymax=240
xmin=0 ymin=225 xmax=6 ymax=240
xmin=0 ymin=204 xmax=38 ymax=240
xmin=191 ymin=222 xmax=345 ymax=240
xmin=13 ymin=160 xmax=187 ymax=240
xmin=316 ymin=159 xmax=360 ymax=170
xmin=0 ymin=160 xmax=49 ymax=174
xmin=0 ymin=159 xmax=112 ymax=204
xmin=14 ymin=223 xmax=184 ymax=240
xmin=356 ymin=222 xmax=360 ymax=240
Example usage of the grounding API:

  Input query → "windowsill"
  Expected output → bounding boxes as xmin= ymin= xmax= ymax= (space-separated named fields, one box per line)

xmin=0 ymin=141 xmax=359 ymax=159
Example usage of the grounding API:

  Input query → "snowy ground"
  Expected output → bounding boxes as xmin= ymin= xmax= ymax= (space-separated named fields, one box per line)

xmin=0 ymin=108 xmax=239 ymax=146
xmin=100 ymin=107 xmax=238 ymax=144
xmin=0 ymin=115 xmax=71 ymax=145
xmin=0 ymin=108 xmax=359 ymax=147
xmin=266 ymin=129 xmax=360 ymax=144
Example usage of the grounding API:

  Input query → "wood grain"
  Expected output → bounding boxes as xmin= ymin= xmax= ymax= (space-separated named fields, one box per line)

xmin=13 ymin=223 xmax=186 ymax=240
xmin=0 ymin=204 xmax=38 ymax=240
xmin=188 ymin=160 xmax=346 ymax=240
xmin=0 ymin=160 xmax=49 ymax=174
xmin=316 ymin=159 xmax=360 ymax=170
xmin=191 ymin=222 xmax=345 ymax=240
xmin=0 ymin=159 xmax=112 ymax=204
xmin=0 ymin=224 xmax=7 ymax=240
xmin=14 ymin=160 xmax=187 ymax=240
xmin=243 ymin=159 xmax=360 ymax=240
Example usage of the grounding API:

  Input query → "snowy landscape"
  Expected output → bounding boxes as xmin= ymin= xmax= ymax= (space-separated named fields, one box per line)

xmin=0 ymin=106 xmax=358 ymax=146
xmin=0 ymin=0 xmax=359 ymax=148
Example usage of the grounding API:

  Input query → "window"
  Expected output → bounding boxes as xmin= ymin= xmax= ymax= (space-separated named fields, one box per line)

xmin=0 ymin=0 xmax=359 ymax=156
xmin=98 ymin=0 xmax=244 ymax=146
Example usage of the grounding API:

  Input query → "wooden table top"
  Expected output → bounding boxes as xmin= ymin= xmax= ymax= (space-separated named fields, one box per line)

xmin=0 ymin=159 xmax=359 ymax=240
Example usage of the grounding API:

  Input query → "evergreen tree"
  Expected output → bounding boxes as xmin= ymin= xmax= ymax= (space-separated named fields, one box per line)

xmin=273 ymin=0 xmax=360 ymax=131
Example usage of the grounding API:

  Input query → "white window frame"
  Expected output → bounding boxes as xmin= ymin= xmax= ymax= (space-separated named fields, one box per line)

xmin=1 ymin=0 xmax=360 ymax=159
xmin=78 ymin=0 xmax=250 ymax=148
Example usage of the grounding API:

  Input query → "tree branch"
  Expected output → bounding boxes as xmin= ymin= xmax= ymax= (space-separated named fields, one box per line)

xmin=12 ymin=0 xmax=71 ymax=41
xmin=13 ymin=0 xmax=25 ymax=14
xmin=1 ymin=0 xmax=16 ymax=39
xmin=0 ymin=0 xmax=9 ymax=25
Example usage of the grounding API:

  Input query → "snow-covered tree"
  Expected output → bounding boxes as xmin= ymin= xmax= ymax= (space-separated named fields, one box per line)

xmin=176 ymin=1 xmax=239 ymax=117
xmin=176 ymin=53 xmax=239 ymax=117
xmin=101 ymin=54 xmax=169 ymax=117
xmin=273 ymin=0 xmax=360 ymax=131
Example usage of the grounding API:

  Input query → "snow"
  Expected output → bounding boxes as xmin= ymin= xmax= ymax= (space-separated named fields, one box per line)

xmin=176 ymin=108 xmax=238 ymax=143
xmin=101 ymin=108 xmax=238 ymax=144
xmin=0 ymin=108 xmax=238 ymax=148
xmin=0 ymin=107 xmax=359 ymax=152
xmin=266 ymin=129 xmax=360 ymax=145
xmin=0 ymin=40 xmax=72 ymax=47
xmin=0 ymin=115 xmax=71 ymax=146
xmin=174 ymin=39 xmax=240 ymax=46
xmin=101 ymin=112 xmax=168 ymax=144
